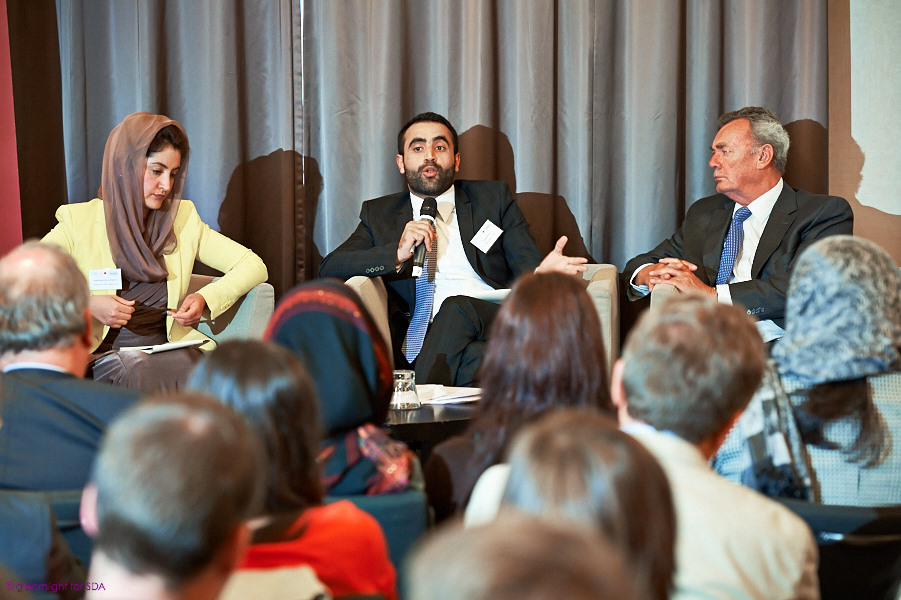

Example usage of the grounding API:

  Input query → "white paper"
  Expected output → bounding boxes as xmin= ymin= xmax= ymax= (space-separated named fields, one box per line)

xmin=470 ymin=220 xmax=503 ymax=253
xmin=88 ymin=268 xmax=123 ymax=291
xmin=417 ymin=384 xmax=481 ymax=404
xmin=118 ymin=339 xmax=207 ymax=355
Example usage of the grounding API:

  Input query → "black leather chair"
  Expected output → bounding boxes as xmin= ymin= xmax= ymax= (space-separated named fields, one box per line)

xmin=777 ymin=498 xmax=901 ymax=600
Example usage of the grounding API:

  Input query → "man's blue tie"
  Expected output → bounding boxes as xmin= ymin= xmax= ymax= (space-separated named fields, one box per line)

xmin=403 ymin=220 xmax=437 ymax=363
xmin=715 ymin=206 xmax=752 ymax=285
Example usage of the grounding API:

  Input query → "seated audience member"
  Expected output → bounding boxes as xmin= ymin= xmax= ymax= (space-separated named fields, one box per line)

xmin=80 ymin=394 xmax=265 ymax=600
xmin=187 ymin=340 xmax=397 ymax=600
xmin=42 ymin=112 xmax=267 ymax=392
xmin=264 ymin=280 xmax=417 ymax=496
xmin=612 ymin=295 xmax=819 ymax=599
xmin=406 ymin=512 xmax=644 ymax=600
xmin=0 ymin=491 xmax=85 ymax=600
xmin=715 ymin=236 xmax=901 ymax=505
xmin=0 ymin=242 xmax=141 ymax=491
xmin=498 ymin=409 xmax=675 ymax=600
xmin=424 ymin=272 xmax=614 ymax=521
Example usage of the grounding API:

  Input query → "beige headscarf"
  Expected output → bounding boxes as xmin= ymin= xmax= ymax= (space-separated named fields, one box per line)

xmin=100 ymin=112 xmax=190 ymax=282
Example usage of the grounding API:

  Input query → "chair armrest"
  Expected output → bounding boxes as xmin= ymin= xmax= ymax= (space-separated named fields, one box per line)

xmin=650 ymin=282 xmax=679 ymax=311
xmin=188 ymin=274 xmax=275 ymax=342
xmin=582 ymin=264 xmax=619 ymax=376
xmin=345 ymin=275 xmax=392 ymax=355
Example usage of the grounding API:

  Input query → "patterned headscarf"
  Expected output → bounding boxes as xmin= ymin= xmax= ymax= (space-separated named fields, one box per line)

xmin=263 ymin=279 xmax=394 ymax=438
xmin=101 ymin=112 xmax=189 ymax=282
xmin=773 ymin=235 xmax=901 ymax=385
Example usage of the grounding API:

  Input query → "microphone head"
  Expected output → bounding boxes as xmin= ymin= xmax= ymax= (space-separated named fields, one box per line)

xmin=420 ymin=197 xmax=438 ymax=219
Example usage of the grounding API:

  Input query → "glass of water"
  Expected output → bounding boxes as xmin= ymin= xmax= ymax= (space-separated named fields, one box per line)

xmin=391 ymin=369 xmax=421 ymax=410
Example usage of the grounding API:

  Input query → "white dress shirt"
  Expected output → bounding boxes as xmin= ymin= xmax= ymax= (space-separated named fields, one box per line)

xmin=410 ymin=188 xmax=494 ymax=319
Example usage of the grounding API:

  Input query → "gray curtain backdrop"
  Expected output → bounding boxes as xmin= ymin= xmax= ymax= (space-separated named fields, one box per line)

xmin=45 ymin=0 xmax=827 ymax=298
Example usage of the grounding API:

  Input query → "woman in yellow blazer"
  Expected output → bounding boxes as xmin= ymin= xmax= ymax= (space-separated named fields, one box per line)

xmin=43 ymin=112 xmax=267 ymax=391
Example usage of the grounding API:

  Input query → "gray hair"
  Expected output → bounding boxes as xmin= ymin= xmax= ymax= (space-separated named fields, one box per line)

xmin=0 ymin=242 xmax=90 ymax=354
xmin=93 ymin=393 xmax=265 ymax=587
xmin=621 ymin=295 xmax=765 ymax=444
xmin=719 ymin=106 xmax=790 ymax=174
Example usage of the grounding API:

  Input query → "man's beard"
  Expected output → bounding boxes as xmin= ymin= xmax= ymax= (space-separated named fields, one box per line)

xmin=404 ymin=161 xmax=455 ymax=197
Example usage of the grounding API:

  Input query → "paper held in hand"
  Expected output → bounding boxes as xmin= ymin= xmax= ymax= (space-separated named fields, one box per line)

xmin=118 ymin=339 xmax=207 ymax=355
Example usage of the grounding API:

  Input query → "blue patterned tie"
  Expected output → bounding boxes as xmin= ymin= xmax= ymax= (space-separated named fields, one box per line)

xmin=716 ymin=206 xmax=752 ymax=285
xmin=404 ymin=221 xmax=437 ymax=362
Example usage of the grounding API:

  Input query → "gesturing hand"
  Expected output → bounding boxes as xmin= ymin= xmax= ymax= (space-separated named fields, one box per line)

xmin=170 ymin=293 xmax=207 ymax=327
xmin=536 ymin=236 xmax=589 ymax=275
xmin=89 ymin=295 xmax=135 ymax=328
xmin=396 ymin=220 xmax=437 ymax=267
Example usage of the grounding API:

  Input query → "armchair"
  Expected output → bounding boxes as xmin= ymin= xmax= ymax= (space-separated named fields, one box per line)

xmin=187 ymin=274 xmax=275 ymax=343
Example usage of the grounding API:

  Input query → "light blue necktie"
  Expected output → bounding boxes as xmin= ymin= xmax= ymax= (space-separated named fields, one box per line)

xmin=403 ymin=221 xmax=437 ymax=362
xmin=715 ymin=206 xmax=752 ymax=285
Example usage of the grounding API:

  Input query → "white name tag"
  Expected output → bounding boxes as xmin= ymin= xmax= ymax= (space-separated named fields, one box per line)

xmin=89 ymin=268 xmax=123 ymax=291
xmin=471 ymin=220 xmax=503 ymax=253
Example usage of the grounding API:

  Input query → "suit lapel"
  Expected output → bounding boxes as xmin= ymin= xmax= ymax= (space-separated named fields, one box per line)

xmin=700 ymin=198 xmax=734 ymax=285
xmin=752 ymin=186 xmax=797 ymax=277
xmin=455 ymin=183 xmax=479 ymax=270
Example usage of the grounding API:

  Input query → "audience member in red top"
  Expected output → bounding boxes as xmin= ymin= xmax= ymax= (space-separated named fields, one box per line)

xmin=187 ymin=339 xmax=397 ymax=600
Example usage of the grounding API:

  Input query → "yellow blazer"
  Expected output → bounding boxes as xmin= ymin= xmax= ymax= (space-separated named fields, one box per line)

xmin=42 ymin=198 xmax=268 ymax=351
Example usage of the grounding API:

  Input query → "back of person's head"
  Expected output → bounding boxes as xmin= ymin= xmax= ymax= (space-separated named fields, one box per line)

xmin=0 ymin=241 xmax=89 ymax=355
xmin=406 ymin=512 xmax=644 ymax=600
xmin=478 ymin=271 xmax=612 ymax=424
xmin=773 ymin=235 xmax=901 ymax=466
xmin=187 ymin=339 xmax=323 ymax=514
xmin=264 ymin=280 xmax=393 ymax=439
xmin=717 ymin=106 xmax=790 ymax=173
xmin=397 ymin=111 xmax=459 ymax=155
xmin=621 ymin=295 xmax=765 ymax=443
xmin=91 ymin=393 xmax=265 ymax=589
xmin=503 ymin=408 xmax=674 ymax=600
xmin=775 ymin=234 xmax=901 ymax=383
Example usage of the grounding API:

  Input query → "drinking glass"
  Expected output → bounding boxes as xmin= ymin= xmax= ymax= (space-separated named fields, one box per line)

xmin=391 ymin=369 xmax=421 ymax=410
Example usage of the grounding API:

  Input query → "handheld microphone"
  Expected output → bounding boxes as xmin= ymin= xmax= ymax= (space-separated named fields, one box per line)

xmin=412 ymin=197 xmax=438 ymax=278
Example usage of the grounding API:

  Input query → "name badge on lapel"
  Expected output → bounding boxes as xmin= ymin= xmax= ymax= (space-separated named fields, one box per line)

xmin=89 ymin=268 xmax=123 ymax=291
xmin=471 ymin=220 xmax=503 ymax=253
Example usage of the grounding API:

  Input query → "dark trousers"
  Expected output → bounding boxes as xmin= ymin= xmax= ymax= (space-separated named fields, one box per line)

xmin=412 ymin=295 xmax=501 ymax=387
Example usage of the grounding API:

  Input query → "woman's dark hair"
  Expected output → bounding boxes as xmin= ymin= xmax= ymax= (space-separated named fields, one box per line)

xmin=504 ymin=409 xmax=675 ymax=600
xmin=794 ymin=378 xmax=888 ymax=468
xmin=186 ymin=339 xmax=323 ymax=514
xmin=472 ymin=272 xmax=613 ymax=467
xmin=147 ymin=123 xmax=189 ymax=159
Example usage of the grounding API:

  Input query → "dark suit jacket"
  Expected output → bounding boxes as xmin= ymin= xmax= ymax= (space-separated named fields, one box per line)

xmin=319 ymin=180 xmax=542 ymax=351
xmin=624 ymin=185 xmax=853 ymax=328
xmin=0 ymin=368 xmax=141 ymax=490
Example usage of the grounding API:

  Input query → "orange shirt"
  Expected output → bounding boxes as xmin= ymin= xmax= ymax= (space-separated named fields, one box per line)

xmin=239 ymin=500 xmax=397 ymax=600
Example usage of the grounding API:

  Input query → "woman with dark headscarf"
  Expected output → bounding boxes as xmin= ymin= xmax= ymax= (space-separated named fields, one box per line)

xmin=715 ymin=235 xmax=901 ymax=505
xmin=264 ymin=279 xmax=416 ymax=496
xmin=43 ymin=112 xmax=267 ymax=391
xmin=424 ymin=272 xmax=615 ymax=522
